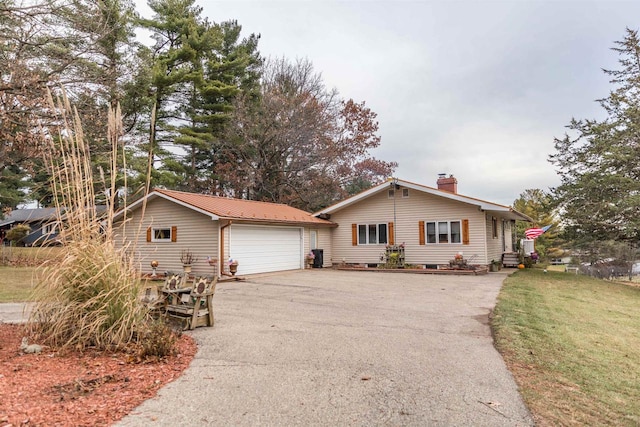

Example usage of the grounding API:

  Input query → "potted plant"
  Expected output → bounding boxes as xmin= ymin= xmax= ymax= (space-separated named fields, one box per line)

xmin=449 ymin=252 xmax=467 ymax=269
xmin=206 ymin=256 xmax=218 ymax=275
xmin=306 ymin=251 xmax=315 ymax=268
xmin=228 ymin=258 xmax=239 ymax=275
xmin=489 ymin=259 xmax=501 ymax=272
xmin=180 ymin=249 xmax=198 ymax=273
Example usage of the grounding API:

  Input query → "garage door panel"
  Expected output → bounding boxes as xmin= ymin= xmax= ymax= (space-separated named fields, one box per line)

xmin=230 ymin=226 xmax=302 ymax=275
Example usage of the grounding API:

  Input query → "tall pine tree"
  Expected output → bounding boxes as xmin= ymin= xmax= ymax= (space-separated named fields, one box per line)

xmin=550 ymin=28 xmax=640 ymax=248
xmin=138 ymin=0 xmax=260 ymax=191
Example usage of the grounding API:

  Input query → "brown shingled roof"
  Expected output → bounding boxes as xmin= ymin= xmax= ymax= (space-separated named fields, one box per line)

xmin=154 ymin=189 xmax=333 ymax=226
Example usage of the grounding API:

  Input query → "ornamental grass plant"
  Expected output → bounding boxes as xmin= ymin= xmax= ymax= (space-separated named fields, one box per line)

xmin=26 ymin=92 xmax=171 ymax=354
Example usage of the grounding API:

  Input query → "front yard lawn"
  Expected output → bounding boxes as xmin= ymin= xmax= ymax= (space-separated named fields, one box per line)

xmin=493 ymin=269 xmax=640 ymax=426
xmin=0 ymin=267 xmax=39 ymax=302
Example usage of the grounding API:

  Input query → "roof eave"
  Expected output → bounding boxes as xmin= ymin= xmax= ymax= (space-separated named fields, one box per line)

xmin=219 ymin=217 xmax=336 ymax=227
xmin=315 ymin=178 xmax=531 ymax=221
xmin=315 ymin=179 xmax=491 ymax=215
xmin=483 ymin=208 xmax=533 ymax=222
xmin=113 ymin=191 xmax=220 ymax=222
xmin=315 ymin=182 xmax=390 ymax=215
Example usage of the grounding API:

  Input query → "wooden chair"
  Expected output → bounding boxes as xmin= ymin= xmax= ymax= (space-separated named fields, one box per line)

xmin=164 ymin=271 xmax=187 ymax=291
xmin=141 ymin=272 xmax=184 ymax=315
xmin=165 ymin=275 xmax=217 ymax=330
xmin=161 ymin=271 xmax=189 ymax=305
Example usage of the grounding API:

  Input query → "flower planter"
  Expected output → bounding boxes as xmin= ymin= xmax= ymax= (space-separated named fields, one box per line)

xmin=229 ymin=262 xmax=238 ymax=275
xmin=384 ymin=245 xmax=405 ymax=268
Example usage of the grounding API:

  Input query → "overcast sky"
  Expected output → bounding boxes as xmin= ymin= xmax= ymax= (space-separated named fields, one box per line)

xmin=137 ymin=0 xmax=640 ymax=205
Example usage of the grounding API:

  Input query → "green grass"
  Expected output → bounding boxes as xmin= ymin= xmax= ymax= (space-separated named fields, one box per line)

xmin=0 ymin=267 xmax=39 ymax=302
xmin=493 ymin=269 xmax=640 ymax=426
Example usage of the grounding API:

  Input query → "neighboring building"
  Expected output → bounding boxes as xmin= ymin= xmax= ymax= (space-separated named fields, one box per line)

xmin=313 ymin=175 xmax=531 ymax=268
xmin=550 ymin=256 xmax=572 ymax=265
xmin=113 ymin=189 xmax=335 ymax=277
xmin=0 ymin=208 xmax=60 ymax=246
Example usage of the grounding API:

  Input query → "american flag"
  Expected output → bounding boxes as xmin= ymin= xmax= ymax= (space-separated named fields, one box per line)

xmin=525 ymin=225 xmax=551 ymax=240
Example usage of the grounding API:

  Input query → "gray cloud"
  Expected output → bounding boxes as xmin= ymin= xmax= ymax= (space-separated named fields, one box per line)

xmin=136 ymin=0 xmax=640 ymax=205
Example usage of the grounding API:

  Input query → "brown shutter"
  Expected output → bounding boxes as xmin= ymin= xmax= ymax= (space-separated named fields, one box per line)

xmin=462 ymin=219 xmax=470 ymax=245
xmin=351 ymin=224 xmax=357 ymax=246
xmin=171 ymin=226 xmax=177 ymax=242
xmin=146 ymin=227 xmax=151 ymax=242
xmin=418 ymin=221 xmax=425 ymax=245
xmin=388 ymin=222 xmax=395 ymax=245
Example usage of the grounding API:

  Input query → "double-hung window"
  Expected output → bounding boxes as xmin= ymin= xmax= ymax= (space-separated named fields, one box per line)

xmin=425 ymin=220 xmax=461 ymax=244
xmin=358 ymin=223 xmax=388 ymax=245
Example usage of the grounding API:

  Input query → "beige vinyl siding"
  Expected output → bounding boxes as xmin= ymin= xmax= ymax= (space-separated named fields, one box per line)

xmin=330 ymin=187 xmax=488 ymax=265
xmin=485 ymin=214 xmax=507 ymax=264
xmin=114 ymin=197 xmax=218 ymax=277
xmin=303 ymin=228 xmax=311 ymax=257
xmin=317 ymin=227 xmax=332 ymax=267
xmin=303 ymin=227 xmax=332 ymax=267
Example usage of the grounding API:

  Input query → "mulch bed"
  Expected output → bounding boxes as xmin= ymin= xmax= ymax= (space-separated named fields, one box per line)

xmin=0 ymin=323 xmax=196 ymax=426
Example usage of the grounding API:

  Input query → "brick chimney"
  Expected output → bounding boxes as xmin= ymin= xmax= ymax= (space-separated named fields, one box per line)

xmin=437 ymin=173 xmax=457 ymax=193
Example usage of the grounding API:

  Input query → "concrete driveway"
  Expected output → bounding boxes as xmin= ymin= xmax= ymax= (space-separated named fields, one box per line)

xmin=117 ymin=270 xmax=533 ymax=426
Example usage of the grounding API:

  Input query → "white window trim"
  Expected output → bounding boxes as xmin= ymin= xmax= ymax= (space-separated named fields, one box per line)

xmin=425 ymin=220 xmax=462 ymax=245
xmin=310 ymin=230 xmax=318 ymax=250
xmin=43 ymin=223 xmax=58 ymax=235
xmin=388 ymin=189 xmax=395 ymax=199
xmin=151 ymin=227 xmax=173 ymax=242
xmin=402 ymin=188 xmax=409 ymax=198
xmin=357 ymin=223 xmax=388 ymax=245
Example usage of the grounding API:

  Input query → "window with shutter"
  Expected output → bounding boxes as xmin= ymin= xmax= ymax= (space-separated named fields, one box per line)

xmin=351 ymin=224 xmax=357 ymax=246
xmin=423 ymin=220 xmax=463 ymax=245
xmin=150 ymin=227 xmax=174 ymax=242
xmin=462 ymin=219 xmax=470 ymax=245
xmin=356 ymin=223 xmax=388 ymax=244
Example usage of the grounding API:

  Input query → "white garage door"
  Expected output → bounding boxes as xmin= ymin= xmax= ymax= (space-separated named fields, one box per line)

xmin=229 ymin=225 xmax=302 ymax=275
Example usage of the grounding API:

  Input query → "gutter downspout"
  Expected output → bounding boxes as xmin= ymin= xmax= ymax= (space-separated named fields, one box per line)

xmin=220 ymin=220 xmax=233 ymax=276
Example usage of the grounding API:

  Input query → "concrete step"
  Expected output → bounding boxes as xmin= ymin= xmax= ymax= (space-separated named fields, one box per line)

xmin=502 ymin=253 xmax=520 ymax=267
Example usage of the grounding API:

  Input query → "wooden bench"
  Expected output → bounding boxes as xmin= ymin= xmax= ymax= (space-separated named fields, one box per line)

xmin=165 ymin=275 xmax=217 ymax=330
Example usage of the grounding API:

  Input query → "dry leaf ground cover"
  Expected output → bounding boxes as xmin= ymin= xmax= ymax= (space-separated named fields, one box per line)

xmin=492 ymin=269 xmax=640 ymax=426
xmin=0 ymin=323 xmax=196 ymax=426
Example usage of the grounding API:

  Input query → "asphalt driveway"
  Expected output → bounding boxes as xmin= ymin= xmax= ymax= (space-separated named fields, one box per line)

xmin=117 ymin=270 xmax=533 ymax=426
